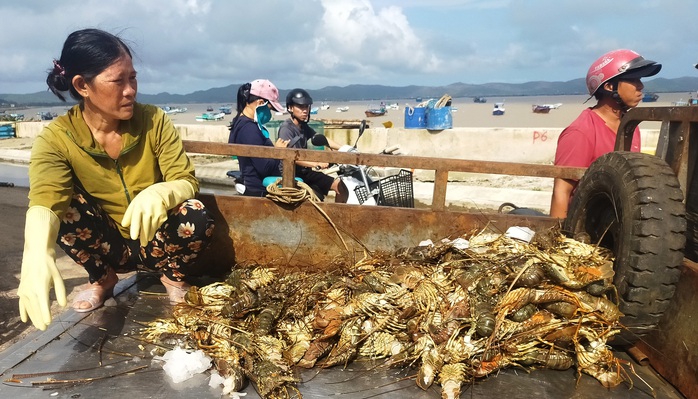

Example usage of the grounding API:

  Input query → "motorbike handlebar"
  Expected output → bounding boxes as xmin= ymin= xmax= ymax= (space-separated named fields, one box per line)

xmin=323 ymin=165 xmax=341 ymax=174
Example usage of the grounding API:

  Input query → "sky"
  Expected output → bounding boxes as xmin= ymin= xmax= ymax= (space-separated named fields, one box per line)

xmin=1 ymin=0 xmax=697 ymax=95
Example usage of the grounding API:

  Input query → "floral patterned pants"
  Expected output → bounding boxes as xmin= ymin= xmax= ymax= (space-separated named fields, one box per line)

xmin=57 ymin=185 xmax=215 ymax=284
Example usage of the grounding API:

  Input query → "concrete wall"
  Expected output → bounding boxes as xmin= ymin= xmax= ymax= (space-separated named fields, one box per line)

xmin=15 ymin=121 xmax=48 ymax=139
xmin=15 ymin=121 xmax=231 ymax=143
xmin=15 ymin=121 xmax=659 ymax=166
xmin=175 ymin=124 xmax=230 ymax=143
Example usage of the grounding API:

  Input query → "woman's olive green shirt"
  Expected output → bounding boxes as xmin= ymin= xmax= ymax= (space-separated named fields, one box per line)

xmin=28 ymin=103 xmax=199 ymax=238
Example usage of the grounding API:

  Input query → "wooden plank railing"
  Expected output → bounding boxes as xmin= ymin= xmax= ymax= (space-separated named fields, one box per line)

xmin=183 ymin=141 xmax=585 ymax=211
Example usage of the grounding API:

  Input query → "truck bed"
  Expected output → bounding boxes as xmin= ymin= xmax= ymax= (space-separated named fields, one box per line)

xmin=4 ymin=118 xmax=696 ymax=399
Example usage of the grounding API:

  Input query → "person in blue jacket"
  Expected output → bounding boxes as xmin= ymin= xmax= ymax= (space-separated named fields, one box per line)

xmin=228 ymin=79 xmax=289 ymax=197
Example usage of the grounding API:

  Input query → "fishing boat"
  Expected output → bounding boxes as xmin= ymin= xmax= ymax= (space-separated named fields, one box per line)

xmin=206 ymin=106 xmax=214 ymax=112
xmin=336 ymin=106 xmax=349 ymax=112
xmin=320 ymin=102 xmax=330 ymax=110
xmin=492 ymin=102 xmax=505 ymax=116
xmin=365 ymin=109 xmax=386 ymax=117
xmin=195 ymin=112 xmax=225 ymax=122
xmin=219 ymin=106 xmax=233 ymax=115
xmin=365 ymin=104 xmax=387 ymax=117
xmin=642 ymin=93 xmax=659 ymax=102
xmin=162 ymin=106 xmax=187 ymax=115
xmin=532 ymin=105 xmax=551 ymax=114
xmin=473 ymin=96 xmax=487 ymax=103
xmin=310 ymin=107 xmax=319 ymax=115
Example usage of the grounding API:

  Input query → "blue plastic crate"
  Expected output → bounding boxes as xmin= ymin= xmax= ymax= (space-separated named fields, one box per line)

xmin=0 ymin=124 xmax=15 ymax=139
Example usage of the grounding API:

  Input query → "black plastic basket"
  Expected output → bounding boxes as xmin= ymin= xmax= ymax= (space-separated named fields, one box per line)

xmin=377 ymin=169 xmax=414 ymax=208
xmin=353 ymin=181 xmax=379 ymax=205
xmin=354 ymin=185 xmax=370 ymax=204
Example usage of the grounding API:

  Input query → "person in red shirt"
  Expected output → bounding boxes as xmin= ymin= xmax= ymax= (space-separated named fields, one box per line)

xmin=550 ymin=49 xmax=661 ymax=218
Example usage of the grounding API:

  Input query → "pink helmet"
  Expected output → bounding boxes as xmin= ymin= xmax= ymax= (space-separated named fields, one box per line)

xmin=585 ymin=49 xmax=661 ymax=96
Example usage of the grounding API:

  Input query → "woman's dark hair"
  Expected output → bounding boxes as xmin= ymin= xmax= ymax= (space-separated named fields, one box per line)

xmin=234 ymin=82 xmax=262 ymax=117
xmin=46 ymin=28 xmax=133 ymax=102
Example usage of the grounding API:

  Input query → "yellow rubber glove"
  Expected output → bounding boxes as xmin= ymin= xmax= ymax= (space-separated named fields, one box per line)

xmin=17 ymin=206 xmax=67 ymax=331
xmin=122 ymin=180 xmax=195 ymax=247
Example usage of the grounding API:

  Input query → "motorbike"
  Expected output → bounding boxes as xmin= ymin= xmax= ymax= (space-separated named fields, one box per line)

xmin=311 ymin=120 xmax=414 ymax=207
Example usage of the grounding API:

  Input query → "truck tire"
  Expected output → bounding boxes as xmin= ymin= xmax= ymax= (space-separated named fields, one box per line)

xmin=682 ymin=164 xmax=698 ymax=261
xmin=564 ymin=151 xmax=686 ymax=344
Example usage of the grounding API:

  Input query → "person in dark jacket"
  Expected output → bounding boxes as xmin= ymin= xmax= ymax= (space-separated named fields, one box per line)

xmin=228 ymin=79 xmax=289 ymax=197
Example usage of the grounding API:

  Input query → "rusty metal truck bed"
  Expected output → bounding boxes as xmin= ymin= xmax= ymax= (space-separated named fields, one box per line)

xmin=0 ymin=249 xmax=683 ymax=399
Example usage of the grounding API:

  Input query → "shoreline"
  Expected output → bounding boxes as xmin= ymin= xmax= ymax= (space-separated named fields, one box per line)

xmin=6 ymin=92 xmax=696 ymax=130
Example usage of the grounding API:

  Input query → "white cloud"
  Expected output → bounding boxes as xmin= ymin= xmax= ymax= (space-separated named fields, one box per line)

xmin=312 ymin=0 xmax=440 ymax=81
xmin=0 ymin=0 xmax=696 ymax=94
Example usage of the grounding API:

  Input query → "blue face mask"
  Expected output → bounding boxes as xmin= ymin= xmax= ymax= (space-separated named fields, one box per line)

xmin=254 ymin=101 xmax=272 ymax=138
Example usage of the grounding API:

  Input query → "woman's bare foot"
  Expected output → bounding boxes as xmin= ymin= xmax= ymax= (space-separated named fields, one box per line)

xmin=160 ymin=275 xmax=190 ymax=304
xmin=72 ymin=268 xmax=119 ymax=312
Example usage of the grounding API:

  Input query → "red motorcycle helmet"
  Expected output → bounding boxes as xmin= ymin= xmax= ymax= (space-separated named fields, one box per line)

xmin=585 ymin=49 xmax=661 ymax=96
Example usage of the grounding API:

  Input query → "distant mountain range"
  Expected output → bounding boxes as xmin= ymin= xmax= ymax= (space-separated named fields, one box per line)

xmin=3 ymin=77 xmax=698 ymax=107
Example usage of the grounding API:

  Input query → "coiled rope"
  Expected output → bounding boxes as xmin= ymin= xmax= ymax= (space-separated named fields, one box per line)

xmin=266 ymin=179 xmax=320 ymax=204
xmin=435 ymin=94 xmax=452 ymax=108
xmin=413 ymin=93 xmax=451 ymax=110
xmin=265 ymin=179 xmax=348 ymax=251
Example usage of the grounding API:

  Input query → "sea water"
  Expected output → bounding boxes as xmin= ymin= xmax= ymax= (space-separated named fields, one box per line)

xmin=10 ymin=92 xmax=690 ymax=130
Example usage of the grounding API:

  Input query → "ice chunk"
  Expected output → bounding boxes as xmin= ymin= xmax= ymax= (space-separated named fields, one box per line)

xmin=505 ymin=226 xmax=535 ymax=243
xmin=209 ymin=370 xmax=248 ymax=397
xmin=449 ymin=237 xmax=469 ymax=250
xmin=153 ymin=347 xmax=212 ymax=383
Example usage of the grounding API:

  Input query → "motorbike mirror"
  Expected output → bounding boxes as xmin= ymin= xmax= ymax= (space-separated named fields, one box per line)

xmin=311 ymin=134 xmax=329 ymax=147
xmin=353 ymin=120 xmax=367 ymax=148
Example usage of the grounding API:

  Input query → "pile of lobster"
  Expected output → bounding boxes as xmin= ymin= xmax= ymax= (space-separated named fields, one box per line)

xmin=143 ymin=227 xmax=641 ymax=399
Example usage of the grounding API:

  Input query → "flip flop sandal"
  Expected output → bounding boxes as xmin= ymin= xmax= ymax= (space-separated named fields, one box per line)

xmin=163 ymin=283 xmax=190 ymax=305
xmin=72 ymin=286 xmax=114 ymax=313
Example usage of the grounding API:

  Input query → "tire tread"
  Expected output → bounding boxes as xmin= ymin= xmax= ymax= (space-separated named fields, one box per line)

xmin=564 ymin=152 xmax=686 ymax=343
